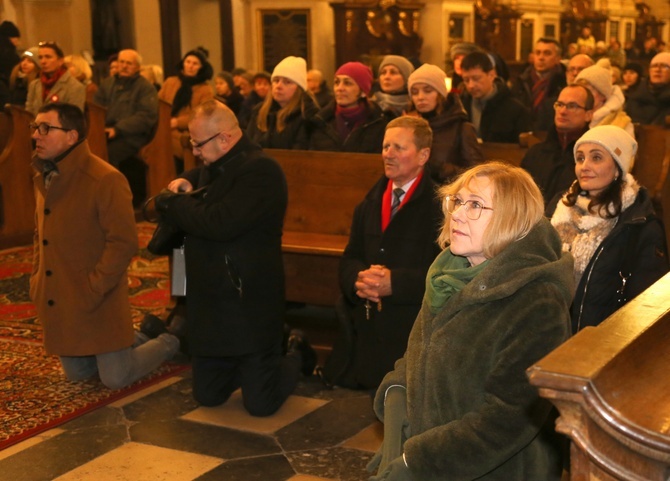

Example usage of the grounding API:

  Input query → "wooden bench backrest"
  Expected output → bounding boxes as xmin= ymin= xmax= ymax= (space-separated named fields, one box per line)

xmin=0 ymin=105 xmax=36 ymax=247
xmin=528 ymin=273 xmax=670 ymax=480
xmin=267 ymin=149 xmax=384 ymax=236
xmin=141 ymin=99 xmax=176 ymax=198
xmin=86 ymin=101 xmax=108 ymax=162
xmin=0 ymin=107 xmax=11 ymax=154
xmin=480 ymin=141 xmax=527 ymax=167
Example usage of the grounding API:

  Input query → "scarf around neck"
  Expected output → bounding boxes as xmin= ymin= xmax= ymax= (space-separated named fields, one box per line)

xmin=171 ymin=73 xmax=202 ymax=116
xmin=551 ymin=176 xmax=640 ymax=287
xmin=40 ymin=66 xmax=67 ymax=101
xmin=425 ymin=248 xmax=488 ymax=314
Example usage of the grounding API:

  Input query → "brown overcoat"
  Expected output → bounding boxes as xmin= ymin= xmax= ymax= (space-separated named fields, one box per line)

xmin=30 ymin=140 xmax=138 ymax=356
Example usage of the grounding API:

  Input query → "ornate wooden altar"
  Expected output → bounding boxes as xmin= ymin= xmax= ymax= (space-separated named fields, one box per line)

xmin=634 ymin=2 xmax=665 ymax=53
xmin=330 ymin=0 xmax=424 ymax=68
xmin=474 ymin=0 xmax=521 ymax=62
xmin=560 ymin=0 xmax=607 ymax=51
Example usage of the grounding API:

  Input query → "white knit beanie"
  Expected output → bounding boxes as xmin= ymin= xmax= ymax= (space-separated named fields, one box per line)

xmin=408 ymin=64 xmax=448 ymax=98
xmin=272 ymin=56 xmax=307 ymax=91
xmin=574 ymin=125 xmax=638 ymax=177
xmin=575 ymin=61 xmax=612 ymax=97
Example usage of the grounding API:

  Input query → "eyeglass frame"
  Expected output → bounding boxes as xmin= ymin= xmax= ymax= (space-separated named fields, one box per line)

xmin=444 ymin=195 xmax=494 ymax=220
xmin=553 ymin=100 xmax=588 ymax=111
xmin=189 ymin=131 xmax=224 ymax=149
xmin=29 ymin=122 xmax=71 ymax=136
xmin=649 ymin=63 xmax=670 ymax=70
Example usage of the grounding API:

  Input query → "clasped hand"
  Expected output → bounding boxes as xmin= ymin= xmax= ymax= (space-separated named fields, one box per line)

xmin=154 ymin=179 xmax=194 ymax=213
xmin=355 ymin=264 xmax=392 ymax=303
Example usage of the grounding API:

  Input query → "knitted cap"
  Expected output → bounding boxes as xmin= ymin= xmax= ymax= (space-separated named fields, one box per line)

xmin=378 ymin=55 xmax=414 ymax=83
xmin=408 ymin=64 xmax=448 ymax=98
xmin=651 ymin=52 xmax=670 ymax=67
xmin=450 ymin=42 xmax=482 ymax=59
xmin=0 ymin=21 xmax=20 ymax=38
xmin=21 ymin=47 xmax=39 ymax=68
xmin=574 ymin=125 xmax=638 ymax=177
xmin=623 ymin=62 xmax=644 ymax=77
xmin=335 ymin=62 xmax=373 ymax=95
xmin=272 ymin=56 xmax=307 ymax=91
xmin=575 ymin=62 xmax=613 ymax=97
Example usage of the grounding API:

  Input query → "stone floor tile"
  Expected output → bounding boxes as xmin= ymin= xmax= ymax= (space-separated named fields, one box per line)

xmin=341 ymin=421 xmax=383 ymax=453
xmin=194 ymin=453 xmax=295 ymax=481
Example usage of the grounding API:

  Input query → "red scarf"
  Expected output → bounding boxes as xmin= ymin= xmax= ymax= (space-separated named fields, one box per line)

xmin=381 ymin=171 xmax=423 ymax=232
xmin=335 ymin=102 xmax=368 ymax=141
xmin=40 ymin=66 xmax=67 ymax=101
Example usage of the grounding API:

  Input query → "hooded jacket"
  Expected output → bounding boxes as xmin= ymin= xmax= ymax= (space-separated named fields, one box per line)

xmin=624 ymin=79 xmax=670 ymax=126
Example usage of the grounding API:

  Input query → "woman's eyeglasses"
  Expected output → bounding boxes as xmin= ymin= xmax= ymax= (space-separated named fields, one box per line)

xmin=444 ymin=195 xmax=494 ymax=220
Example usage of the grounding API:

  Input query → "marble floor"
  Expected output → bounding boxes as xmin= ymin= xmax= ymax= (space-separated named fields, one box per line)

xmin=0 ymin=306 xmax=383 ymax=481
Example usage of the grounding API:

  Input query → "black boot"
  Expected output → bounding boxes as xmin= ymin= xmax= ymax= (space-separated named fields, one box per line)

xmin=287 ymin=329 xmax=317 ymax=376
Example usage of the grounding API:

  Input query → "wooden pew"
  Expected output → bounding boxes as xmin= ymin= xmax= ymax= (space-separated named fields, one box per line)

xmin=528 ymin=273 xmax=670 ymax=480
xmin=0 ymin=106 xmax=11 ymax=154
xmin=141 ymin=99 xmax=176 ymax=199
xmin=0 ymin=105 xmax=36 ymax=248
xmin=267 ymin=149 xmax=383 ymax=306
xmin=480 ymin=141 xmax=528 ymax=166
xmin=85 ymin=101 xmax=108 ymax=162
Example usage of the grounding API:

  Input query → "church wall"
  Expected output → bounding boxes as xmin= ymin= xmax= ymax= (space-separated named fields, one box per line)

xmin=178 ymin=0 xmax=223 ymax=75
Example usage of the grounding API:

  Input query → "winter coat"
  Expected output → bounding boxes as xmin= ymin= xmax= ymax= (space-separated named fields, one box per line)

xmin=420 ymin=93 xmax=484 ymax=184
xmin=246 ymin=95 xmax=319 ymax=150
xmin=589 ymin=85 xmax=634 ymax=137
xmin=93 ymin=73 xmax=159 ymax=151
xmin=374 ymin=218 xmax=574 ymax=481
xmin=520 ymin=126 xmax=586 ymax=214
xmin=554 ymin=188 xmax=668 ymax=333
xmin=309 ymin=100 xmax=390 ymax=153
xmin=158 ymin=76 xmax=214 ymax=157
xmin=460 ymin=78 xmax=531 ymax=143
xmin=624 ymin=80 xmax=670 ymax=126
xmin=338 ymin=172 xmax=442 ymax=388
xmin=510 ymin=65 xmax=567 ymax=133
xmin=26 ymin=70 xmax=86 ymax=115
xmin=30 ymin=141 xmax=137 ymax=356
xmin=158 ymin=134 xmax=287 ymax=357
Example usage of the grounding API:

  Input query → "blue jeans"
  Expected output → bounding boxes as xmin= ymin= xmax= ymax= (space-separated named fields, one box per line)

xmin=59 ymin=332 xmax=178 ymax=390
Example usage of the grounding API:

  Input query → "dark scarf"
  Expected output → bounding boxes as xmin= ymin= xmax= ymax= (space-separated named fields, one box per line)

xmin=40 ymin=66 xmax=67 ymax=101
xmin=335 ymin=101 xmax=368 ymax=141
xmin=556 ymin=125 xmax=588 ymax=151
xmin=530 ymin=65 xmax=561 ymax=113
xmin=171 ymin=72 xmax=204 ymax=116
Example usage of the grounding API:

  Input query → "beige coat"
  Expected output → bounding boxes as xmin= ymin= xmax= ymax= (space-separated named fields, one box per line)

xmin=158 ymin=76 xmax=214 ymax=158
xmin=30 ymin=141 xmax=138 ymax=356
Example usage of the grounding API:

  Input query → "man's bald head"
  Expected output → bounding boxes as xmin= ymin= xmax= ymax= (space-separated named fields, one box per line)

xmin=566 ymin=54 xmax=594 ymax=84
xmin=188 ymin=100 xmax=242 ymax=165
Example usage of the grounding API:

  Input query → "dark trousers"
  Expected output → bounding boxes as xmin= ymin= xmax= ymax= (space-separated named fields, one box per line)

xmin=192 ymin=342 xmax=301 ymax=417
xmin=107 ymin=138 xmax=147 ymax=207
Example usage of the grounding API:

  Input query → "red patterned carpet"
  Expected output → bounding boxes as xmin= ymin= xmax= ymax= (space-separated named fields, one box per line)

xmin=0 ymin=223 xmax=188 ymax=450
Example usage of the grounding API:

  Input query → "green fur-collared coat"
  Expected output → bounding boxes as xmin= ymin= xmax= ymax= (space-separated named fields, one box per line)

xmin=374 ymin=218 xmax=574 ymax=480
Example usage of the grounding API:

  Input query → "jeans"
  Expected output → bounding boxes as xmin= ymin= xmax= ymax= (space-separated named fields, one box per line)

xmin=59 ymin=332 xmax=178 ymax=390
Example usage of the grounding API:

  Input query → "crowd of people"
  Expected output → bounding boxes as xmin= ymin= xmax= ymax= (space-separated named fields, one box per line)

xmin=2 ymin=16 xmax=670 ymax=479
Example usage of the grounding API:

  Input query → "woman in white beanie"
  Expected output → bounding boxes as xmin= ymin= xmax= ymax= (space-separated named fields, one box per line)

xmin=246 ymin=55 xmax=318 ymax=149
xmin=574 ymin=58 xmax=634 ymax=137
xmin=8 ymin=48 xmax=40 ymax=106
xmin=406 ymin=63 xmax=483 ymax=184
xmin=551 ymin=125 xmax=668 ymax=333
xmin=372 ymin=55 xmax=414 ymax=118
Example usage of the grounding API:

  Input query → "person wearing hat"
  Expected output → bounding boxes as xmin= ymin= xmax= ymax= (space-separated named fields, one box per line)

xmin=372 ymin=55 xmax=414 ymax=118
xmin=621 ymin=62 xmax=644 ymax=96
xmin=159 ymin=47 xmax=214 ymax=172
xmin=214 ymin=70 xmax=243 ymax=116
xmin=406 ymin=62 xmax=483 ymax=184
xmin=624 ymin=52 xmax=670 ymax=126
xmin=551 ymin=125 xmax=668 ymax=333
xmin=246 ymin=56 xmax=318 ymax=149
xmin=26 ymin=41 xmax=86 ymax=115
xmin=309 ymin=61 xmax=389 ymax=153
xmin=0 ymin=20 xmax=21 ymax=91
xmin=574 ymin=58 xmax=633 ymax=137
xmin=459 ymin=51 xmax=531 ymax=144
xmin=8 ymin=47 xmax=39 ymax=106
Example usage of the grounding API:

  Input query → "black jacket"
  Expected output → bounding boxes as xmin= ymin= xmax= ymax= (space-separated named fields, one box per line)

xmin=308 ymin=100 xmax=390 ymax=153
xmin=338 ymin=172 xmax=442 ymax=388
xmin=161 ymin=134 xmax=288 ymax=356
xmin=624 ymin=80 xmax=670 ymax=126
xmin=460 ymin=78 xmax=531 ymax=143
xmin=570 ymin=188 xmax=668 ymax=333
xmin=510 ymin=65 xmax=566 ymax=133
xmin=246 ymin=96 xmax=318 ymax=150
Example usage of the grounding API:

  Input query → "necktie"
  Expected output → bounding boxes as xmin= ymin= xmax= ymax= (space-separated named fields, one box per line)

xmin=391 ymin=188 xmax=404 ymax=217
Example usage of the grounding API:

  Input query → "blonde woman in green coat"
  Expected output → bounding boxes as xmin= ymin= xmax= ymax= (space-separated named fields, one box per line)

xmin=369 ymin=162 xmax=574 ymax=480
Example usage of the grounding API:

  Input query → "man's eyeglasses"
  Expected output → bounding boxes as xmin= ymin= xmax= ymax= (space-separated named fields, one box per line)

xmin=189 ymin=131 xmax=223 ymax=149
xmin=444 ymin=195 xmax=494 ymax=220
xmin=553 ymin=101 xmax=587 ymax=111
xmin=650 ymin=63 xmax=670 ymax=71
xmin=29 ymin=122 xmax=71 ymax=135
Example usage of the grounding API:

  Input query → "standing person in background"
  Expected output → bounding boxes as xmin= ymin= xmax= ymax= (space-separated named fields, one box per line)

xmin=309 ymin=61 xmax=389 ymax=153
xmin=159 ymin=47 xmax=214 ymax=173
xmin=8 ymin=47 xmax=39 ymax=106
xmin=370 ymin=161 xmax=573 ymax=481
xmin=551 ymin=125 xmax=668 ymax=333
xmin=0 ymin=20 xmax=21 ymax=91
xmin=247 ymin=56 xmax=318 ymax=149
xmin=373 ymin=55 xmax=414 ymax=118
xmin=26 ymin=41 xmax=86 ymax=114
xmin=406 ymin=63 xmax=483 ymax=184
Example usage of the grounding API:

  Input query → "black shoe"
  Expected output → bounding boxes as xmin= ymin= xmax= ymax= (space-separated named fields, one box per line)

xmin=287 ymin=329 xmax=317 ymax=377
xmin=140 ymin=313 xmax=169 ymax=339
